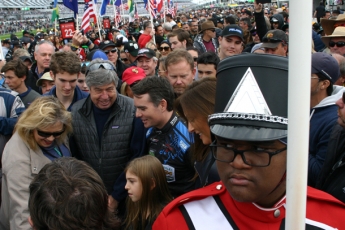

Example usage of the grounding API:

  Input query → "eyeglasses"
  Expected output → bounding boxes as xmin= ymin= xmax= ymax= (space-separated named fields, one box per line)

xmin=209 ymin=29 xmax=216 ymax=32
xmin=104 ymin=48 xmax=118 ymax=54
xmin=37 ymin=129 xmax=65 ymax=138
xmin=86 ymin=62 xmax=116 ymax=76
xmin=193 ymin=57 xmax=198 ymax=62
xmin=121 ymin=58 xmax=128 ymax=62
xmin=210 ymin=140 xmax=287 ymax=167
xmin=81 ymin=62 xmax=90 ymax=67
xmin=158 ymin=46 xmax=170 ymax=51
xmin=329 ymin=41 xmax=345 ymax=47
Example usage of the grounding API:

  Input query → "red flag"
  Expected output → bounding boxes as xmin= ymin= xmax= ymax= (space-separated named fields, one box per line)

xmin=156 ymin=0 xmax=163 ymax=12
xmin=81 ymin=0 xmax=97 ymax=32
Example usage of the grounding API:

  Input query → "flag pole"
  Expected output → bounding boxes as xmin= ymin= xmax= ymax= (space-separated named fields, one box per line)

xmin=148 ymin=0 xmax=156 ymax=44
xmin=55 ymin=18 xmax=57 ymax=36
xmin=94 ymin=0 xmax=103 ymax=41
xmin=163 ymin=0 xmax=166 ymax=23
xmin=76 ymin=14 xmax=79 ymax=30
xmin=120 ymin=0 xmax=124 ymax=21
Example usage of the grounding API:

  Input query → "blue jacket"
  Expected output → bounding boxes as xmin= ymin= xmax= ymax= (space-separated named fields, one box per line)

xmin=309 ymin=86 xmax=344 ymax=187
xmin=43 ymin=86 xmax=89 ymax=111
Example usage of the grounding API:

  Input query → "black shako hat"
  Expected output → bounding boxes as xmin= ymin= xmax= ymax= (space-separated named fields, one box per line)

xmin=209 ymin=53 xmax=288 ymax=141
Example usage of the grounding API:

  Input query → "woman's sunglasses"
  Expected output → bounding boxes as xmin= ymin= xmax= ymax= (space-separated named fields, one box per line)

xmin=159 ymin=46 xmax=170 ymax=51
xmin=37 ymin=129 xmax=65 ymax=138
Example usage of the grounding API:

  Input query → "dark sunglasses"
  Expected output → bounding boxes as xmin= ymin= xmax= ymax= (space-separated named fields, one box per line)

xmin=86 ymin=63 xmax=116 ymax=76
xmin=193 ymin=57 xmax=198 ymax=62
xmin=104 ymin=48 xmax=118 ymax=54
xmin=329 ymin=41 xmax=345 ymax=47
xmin=121 ymin=58 xmax=129 ymax=62
xmin=158 ymin=46 xmax=170 ymax=51
xmin=37 ymin=129 xmax=65 ymax=138
xmin=251 ymin=31 xmax=257 ymax=36
xmin=209 ymin=29 xmax=216 ymax=32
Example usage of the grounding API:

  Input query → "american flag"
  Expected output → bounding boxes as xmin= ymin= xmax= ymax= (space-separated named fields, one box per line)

xmin=134 ymin=3 xmax=139 ymax=20
xmin=81 ymin=0 xmax=97 ymax=32
xmin=149 ymin=0 xmax=157 ymax=19
xmin=167 ymin=0 xmax=175 ymax=17
xmin=115 ymin=6 xmax=121 ymax=26
xmin=121 ymin=0 xmax=129 ymax=10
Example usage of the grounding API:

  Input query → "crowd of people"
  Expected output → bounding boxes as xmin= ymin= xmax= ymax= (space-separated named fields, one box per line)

xmin=1 ymin=0 xmax=345 ymax=229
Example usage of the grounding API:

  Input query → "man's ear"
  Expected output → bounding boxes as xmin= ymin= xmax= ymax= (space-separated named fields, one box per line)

xmin=49 ymin=71 xmax=55 ymax=80
xmin=160 ymin=99 xmax=168 ymax=112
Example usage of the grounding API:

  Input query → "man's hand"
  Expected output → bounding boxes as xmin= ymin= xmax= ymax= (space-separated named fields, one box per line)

xmin=72 ymin=30 xmax=87 ymax=46
xmin=108 ymin=195 xmax=119 ymax=213
xmin=254 ymin=0 xmax=263 ymax=13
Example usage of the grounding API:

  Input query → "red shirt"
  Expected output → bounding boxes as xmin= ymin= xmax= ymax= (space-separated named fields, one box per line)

xmin=138 ymin=34 xmax=152 ymax=49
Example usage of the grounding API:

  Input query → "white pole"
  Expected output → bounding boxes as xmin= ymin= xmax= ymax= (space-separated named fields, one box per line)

xmin=285 ymin=0 xmax=312 ymax=229
xmin=76 ymin=14 xmax=79 ymax=30
xmin=113 ymin=4 xmax=118 ymax=27
xmin=0 ymin=40 xmax=4 ymax=60
xmin=54 ymin=18 xmax=57 ymax=36
xmin=163 ymin=0 xmax=166 ymax=23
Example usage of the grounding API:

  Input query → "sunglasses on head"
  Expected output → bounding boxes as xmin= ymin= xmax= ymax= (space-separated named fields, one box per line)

xmin=86 ymin=63 xmax=116 ymax=76
xmin=329 ymin=41 xmax=345 ymax=47
xmin=81 ymin=61 xmax=90 ymax=67
xmin=37 ymin=129 xmax=65 ymax=138
xmin=104 ymin=48 xmax=118 ymax=54
xmin=158 ymin=46 xmax=170 ymax=51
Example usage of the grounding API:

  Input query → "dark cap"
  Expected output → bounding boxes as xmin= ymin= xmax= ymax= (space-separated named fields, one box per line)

xmin=19 ymin=56 xmax=32 ymax=63
xmin=23 ymin=30 xmax=30 ymax=36
xmin=99 ymin=40 xmax=116 ymax=50
xmin=2 ymin=38 xmax=10 ymax=44
xmin=209 ymin=53 xmax=288 ymax=141
xmin=124 ymin=41 xmax=139 ymax=57
xmin=311 ymin=53 xmax=340 ymax=84
xmin=136 ymin=48 xmax=156 ymax=60
xmin=241 ymin=9 xmax=252 ymax=16
xmin=221 ymin=25 xmax=244 ymax=41
xmin=11 ymin=41 xmax=22 ymax=47
xmin=260 ymin=30 xmax=288 ymax=49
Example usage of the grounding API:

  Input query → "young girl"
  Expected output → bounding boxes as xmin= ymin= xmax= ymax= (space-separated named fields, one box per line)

xmin=124 ymin=155 xmax=172 ymax=230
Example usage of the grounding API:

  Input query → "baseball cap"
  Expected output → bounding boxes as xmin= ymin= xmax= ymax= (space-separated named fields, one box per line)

xmin=86 ymin=49 xmax=109 ymax=61
xmin=19 ymin=56 xmax=33 ymax=63
xmin=311 ymin=52 xmax=340 ymax=84
xmin=99 ymin=40 xmax=116 ymax=50
xmin=260 ymin=30 xmax=288 ymax=49
xmin=122 ymin=67 xmax=146 ymax=86
xmin=221 ymin=25 xmax=244 ymax=41
xmin=124 ymin=41 xmax=139 ymax=57
xmin=2 ymin=39 xmax=10 ymax=44
xmin=135 ymin=48 xmax=156 ymax=60
xmin=37 ymin=72 xmax=54 ymax=87
xmin=242 ymin=9 xmax=252 ymax=17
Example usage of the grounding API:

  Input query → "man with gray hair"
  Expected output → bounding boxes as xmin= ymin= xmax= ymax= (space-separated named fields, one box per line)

xmin=70 ymin=59 xmax=146 ymax=217
xmin=26 ymin=40 xmax=55 ymax=93
xmin=136 ymin=48 xmax=158 ymax=77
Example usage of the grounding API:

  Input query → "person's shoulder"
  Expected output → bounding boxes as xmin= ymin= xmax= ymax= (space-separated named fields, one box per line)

xmin=71 ymin=97 xmax=87 ymax=112
xmin=162 ymin=182 xmax=225 ymax=215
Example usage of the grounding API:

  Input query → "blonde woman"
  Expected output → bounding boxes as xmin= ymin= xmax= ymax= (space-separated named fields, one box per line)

xmin=0 ymin=96 xmax=73 ymax=230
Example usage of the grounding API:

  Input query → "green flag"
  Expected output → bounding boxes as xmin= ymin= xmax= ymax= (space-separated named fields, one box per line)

xmin=129 ymin=0 xmax=134 ymax=13
xmin=51 ymin=0 xmax=59 ymax=22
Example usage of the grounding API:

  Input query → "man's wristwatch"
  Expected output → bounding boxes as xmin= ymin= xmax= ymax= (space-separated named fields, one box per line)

xmin=71 ymin=44 xmax=79 ymax=51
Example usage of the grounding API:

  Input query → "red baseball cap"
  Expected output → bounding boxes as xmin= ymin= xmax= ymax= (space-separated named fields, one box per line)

xmin=122 ymin=67 xmax=146 ymax=86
